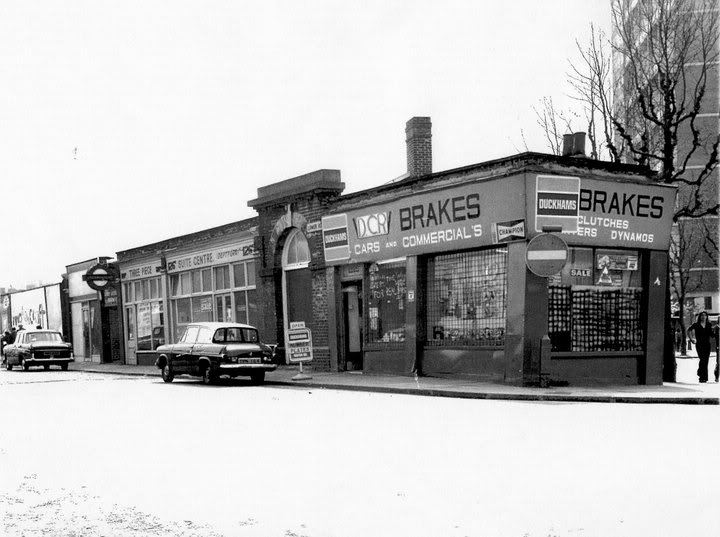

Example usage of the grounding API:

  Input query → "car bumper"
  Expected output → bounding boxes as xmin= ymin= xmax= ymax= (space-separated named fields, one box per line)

xmin=25 ymin=358 xmax=74 ymax=366
xmin=218 ymin=363 xmax=277 ymax=373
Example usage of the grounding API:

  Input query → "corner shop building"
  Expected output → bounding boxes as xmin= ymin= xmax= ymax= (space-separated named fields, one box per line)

xmin=249 ymin=119 xmax=676 ymax=385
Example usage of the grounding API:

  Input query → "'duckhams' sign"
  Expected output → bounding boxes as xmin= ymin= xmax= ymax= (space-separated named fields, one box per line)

xmin=531 ymin=175 xmax=676 ymax=250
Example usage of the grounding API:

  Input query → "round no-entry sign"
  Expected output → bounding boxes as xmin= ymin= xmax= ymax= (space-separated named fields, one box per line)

xmin=525 ymin=233 xmax=569 ymax=277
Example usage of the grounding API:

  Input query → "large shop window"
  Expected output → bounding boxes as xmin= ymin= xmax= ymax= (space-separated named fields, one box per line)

xmin=426 ymin=247 xmax=508 ymax=347
xmin=367 ymin=261 xmax=407 ymax=345
xmin=169 ymin=259 xmax=257 ymax=342
xmin=548 ymin=248 xmax=643 ymax=352
xmin=123 ymin=277 xmax=164 ymax=351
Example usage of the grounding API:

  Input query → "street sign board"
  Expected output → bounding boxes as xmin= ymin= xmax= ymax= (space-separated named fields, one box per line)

xmin=526 ymin=233 xmax=569 ymax=277
xmin=287 ymin=327 xmax=313 ymax=363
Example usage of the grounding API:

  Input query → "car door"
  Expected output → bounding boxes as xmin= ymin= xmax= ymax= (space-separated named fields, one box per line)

xmin=5 ymin=333 xmax=20 ymax=365
xmin=189 ymin=326 xmax=223 ymax=374
xmin=171 ymin=325 xmax=200 ymax=374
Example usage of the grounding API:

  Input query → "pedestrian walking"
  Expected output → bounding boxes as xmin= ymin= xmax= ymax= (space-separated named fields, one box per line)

xmin=687 ymin=311 xmax=716 ymax=383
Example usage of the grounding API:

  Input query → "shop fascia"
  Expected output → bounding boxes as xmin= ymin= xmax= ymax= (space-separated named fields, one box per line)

xmin=165 ymin=242 xmax=257 ymax=273
xmin=321 ymin=174 xmax=677 ymax=265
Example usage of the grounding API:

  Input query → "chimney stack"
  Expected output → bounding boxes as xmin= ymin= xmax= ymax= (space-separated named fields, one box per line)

xmin=562 ymin=132 xmax=586 ymax=157
xmin=406 ymin=117 xmax=432 ymax=177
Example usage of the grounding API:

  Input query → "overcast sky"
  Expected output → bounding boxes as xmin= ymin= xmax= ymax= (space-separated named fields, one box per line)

xmin=0 ymin=0 xmax=609 ymax=289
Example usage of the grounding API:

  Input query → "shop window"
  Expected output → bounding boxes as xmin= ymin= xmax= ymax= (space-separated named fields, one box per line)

xmin=170 ymin=274 xmax=179 ymax=297
xmin=134 ymin=281 xmax=142 ymax=302
xmin=284 ymin=230 xmax=310 ymax=268
xmin=214 ymin=266 xmax=230 ymax=290
xmin=174 ymin=298 xmax=191 ymax=341
xmin=426 ymin=247 xmax=507 ymax=347
xmin=150 ymin=278 xmax=160 ymax=300
xmin=192 ymin=296 xmax=213 ymax=322
xmin=246 ymin=289 xmax=258 ymax=326
xmin=123 ymin=283 xmax=133 ymax=303
xmin=548 ymin=248 xmax=644 ymax=352
xmin=247 ymin=260 xmax=256 ymax=286
xmin=367 ymin=261 xmax=406 ymax=344
xmin=202 ymin=269 xmax=212 ymax=292
xmin=180 ymin=273 xmax=191 ymax=295
xmin=192 ymin=271 xmax=202 ymax=293
xmin=234 ymin=291 xmax=248 ymax=324
xmin=233 ymin=263 xmax=246 ymax=288
xmin=125 ymin=307 xmax=135 ymax=341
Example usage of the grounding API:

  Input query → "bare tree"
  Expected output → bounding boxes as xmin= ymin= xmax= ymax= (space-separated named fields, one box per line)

xmin=526 ymin=0 xmax=719 ymax=378
xmin=611 ymin=0 xmax=719 ymax=194
xmin=531 ymin=96 xmax=576 ymax=155
xmin=670 ymin=217 xmax=718 ymax=354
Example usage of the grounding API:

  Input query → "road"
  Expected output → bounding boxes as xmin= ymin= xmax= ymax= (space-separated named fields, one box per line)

xmin=1 ymin=368 xmax=718 ymax=537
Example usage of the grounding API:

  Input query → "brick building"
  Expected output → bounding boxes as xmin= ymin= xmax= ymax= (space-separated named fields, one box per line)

xmin=247 ymin=118 xmax=676 ymax=385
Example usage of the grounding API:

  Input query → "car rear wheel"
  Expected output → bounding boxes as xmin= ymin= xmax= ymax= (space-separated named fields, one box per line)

xmin=161 ymin=364 xmax=174 ymax=383
xmin=61 ymin=363 xmax=68 ymax=371
xmin=5 ymin=361 xmax=12 ymax=371
xmin=202 ymin=366 xmax=216 ymax=385
xmin=44 ymin=365 xmax=50 ymax=370
xmin=250 ymin=371 xmax=265 ymax=384
xmin=21 ymin=359 xmax=29 ymax=371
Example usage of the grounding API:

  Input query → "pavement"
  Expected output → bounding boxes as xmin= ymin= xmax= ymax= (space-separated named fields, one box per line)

xmin=66 ymin=351 xmax=720 ymax=405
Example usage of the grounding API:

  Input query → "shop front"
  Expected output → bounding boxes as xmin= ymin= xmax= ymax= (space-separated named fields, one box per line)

xmin=165 ymin=240 xmax=259 ymax=343
xmin=66 ymin=259 xmax=104 ymax=363
xmin=120 ymin=257 xmax=165 ymax=365
xmin=321 ymin=162 xmax=676 ymax=385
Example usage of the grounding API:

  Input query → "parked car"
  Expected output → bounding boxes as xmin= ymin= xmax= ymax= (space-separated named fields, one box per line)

xmin=155 ymin=322 xmax=276 ymax=384
xmin=3 ymin=329 xmax=74 ymax=371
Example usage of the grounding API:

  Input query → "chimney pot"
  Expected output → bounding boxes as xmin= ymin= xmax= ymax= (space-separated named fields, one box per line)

xmin=562 ymin=132 xmax=587 ymax=157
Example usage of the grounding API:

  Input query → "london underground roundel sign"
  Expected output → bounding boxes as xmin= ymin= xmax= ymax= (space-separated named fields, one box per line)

xmin=83 ymin=264 xmax=117 ymax=291
xmin=525 ymin=233 xmax=569 ymax=277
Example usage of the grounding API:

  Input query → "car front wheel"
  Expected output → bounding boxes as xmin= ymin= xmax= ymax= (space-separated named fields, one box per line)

xmin=61 ymin=363 xmax=68 ymax=371
xmin=5 ymin=361 xmax=12 ymax=371
xmin=162 ymin=364 xmax=174 ymax=383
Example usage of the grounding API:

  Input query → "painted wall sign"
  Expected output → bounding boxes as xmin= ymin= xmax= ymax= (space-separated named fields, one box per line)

xmin=529 ymin=175 xmax=675 ymax=250
xmin=166 ymin=243 xmax=256 ymax=273
xmin=322 ymin=177 xmax=525 ymax=264
xmin=306 ymin=221 xmax=322 ymax=234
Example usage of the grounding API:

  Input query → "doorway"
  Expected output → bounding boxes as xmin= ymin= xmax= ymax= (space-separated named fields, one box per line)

xmin=342 ymin=283 xmax=363 ymax=371
xmin=215 ymin=294 xmax=233 ymax=322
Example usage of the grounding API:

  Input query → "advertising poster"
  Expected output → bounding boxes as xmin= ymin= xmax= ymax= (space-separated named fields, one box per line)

xmin=9 ymin=284 xmax=63 ymax=333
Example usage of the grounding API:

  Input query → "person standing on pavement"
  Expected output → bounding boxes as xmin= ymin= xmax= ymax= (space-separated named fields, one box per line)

xmin=688 ymin=311 xmax=716 ymax=383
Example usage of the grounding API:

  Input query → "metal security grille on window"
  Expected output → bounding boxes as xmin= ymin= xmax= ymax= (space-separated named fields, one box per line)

xmin=367 ymin=262 xmax=407 ymax=345
xmin=547 ymin=248 xmax=644 ymax=352
xmin=426 ymin=247 xmax=507 ymax=347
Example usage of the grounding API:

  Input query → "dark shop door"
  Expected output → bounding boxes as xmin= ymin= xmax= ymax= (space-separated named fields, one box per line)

xmin=342 ymin=284 xmax=363 ymax=371
xmin=285 ymin=268 xmax=313 ymax=327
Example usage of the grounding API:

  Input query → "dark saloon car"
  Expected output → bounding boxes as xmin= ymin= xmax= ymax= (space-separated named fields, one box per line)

xmin=3 ymin=329 xmax=74 ymax=371
xmin=155 ymin=322 xmax=276 ymax=384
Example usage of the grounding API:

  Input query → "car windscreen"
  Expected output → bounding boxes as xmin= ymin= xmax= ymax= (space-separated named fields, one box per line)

xmin=25 ymin=332 xmax=63 ymax=343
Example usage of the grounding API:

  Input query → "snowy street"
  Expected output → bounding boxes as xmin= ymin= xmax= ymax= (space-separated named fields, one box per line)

xmin=1 ymin=369 xmax=718 ymax=537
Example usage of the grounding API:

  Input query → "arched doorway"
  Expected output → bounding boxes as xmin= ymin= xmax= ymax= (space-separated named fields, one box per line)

xmin=282 ymin=229 xmax=312 ymax=357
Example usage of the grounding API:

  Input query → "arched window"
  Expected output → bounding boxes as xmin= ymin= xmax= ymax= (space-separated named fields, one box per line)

xmin=282 ymin=228 xmax=310 ymax=270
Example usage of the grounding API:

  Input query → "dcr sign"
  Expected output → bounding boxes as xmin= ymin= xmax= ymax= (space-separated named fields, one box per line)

xmin=353 ymin=212 xmax=391 ymax=238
